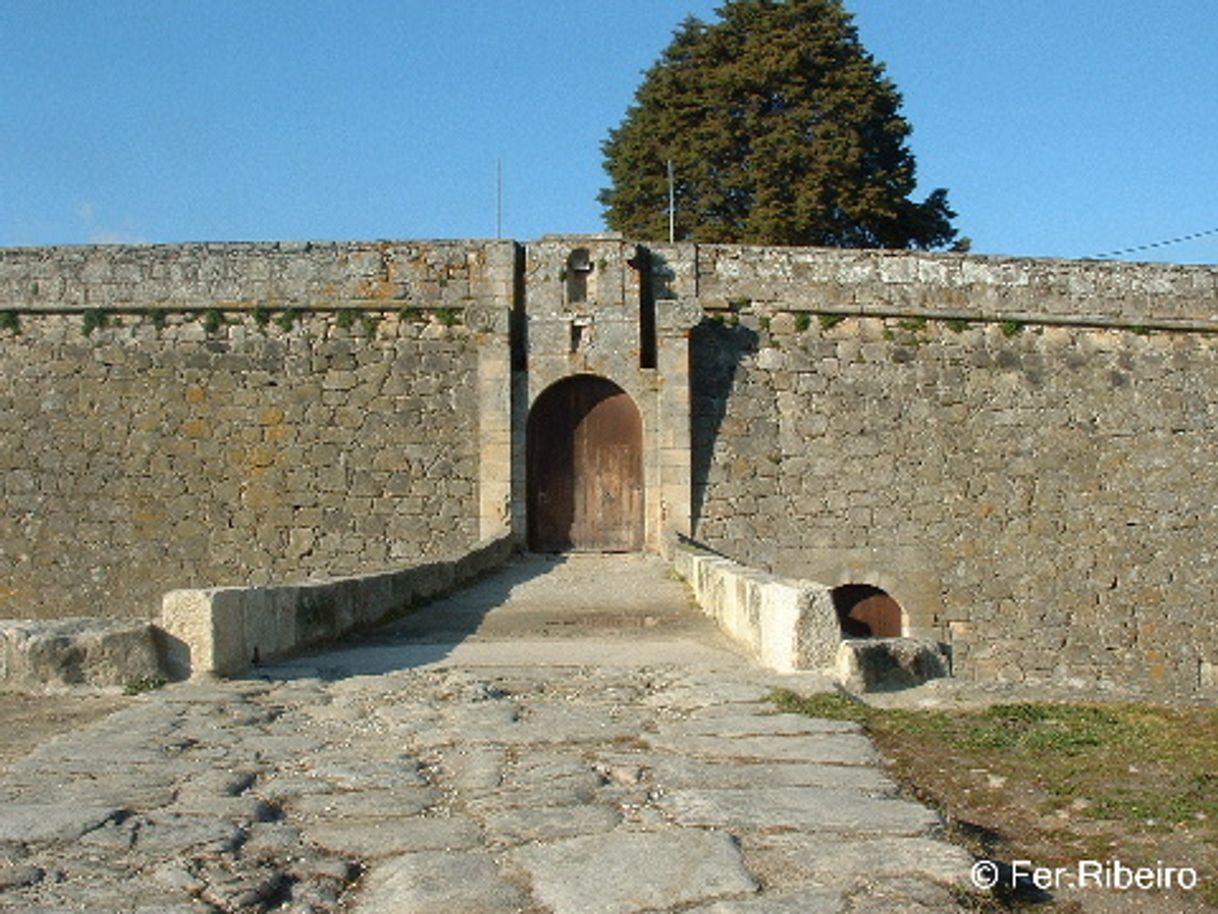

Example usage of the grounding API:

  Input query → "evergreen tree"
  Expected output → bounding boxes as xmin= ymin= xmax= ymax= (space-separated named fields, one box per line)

xmin=599 ymin=0 xmax=959 ymax=249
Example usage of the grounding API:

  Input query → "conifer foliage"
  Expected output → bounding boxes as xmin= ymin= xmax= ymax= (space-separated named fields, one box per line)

xmin=599 ymin=0 xmax=959 ymax=249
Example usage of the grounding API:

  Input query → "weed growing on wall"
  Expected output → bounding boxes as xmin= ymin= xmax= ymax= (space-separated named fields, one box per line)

xmin=81 ymin=308 xmax=108 ymax=336
xmin=794 ymin=312 xmax=812 ymax=333
xmin=335 ymin=309 xmax=357 ymax=331
xmin=818 ymin=314 xmax=846 ymax=331
xmin=999 ymin=319 xmax=1025 ymax=337
xmin=945 ymin=317 xmax=971 ymax=333
xmin=252 ymin=304 xmax=272 ymax=332
xmin=275 ymin=307 xmax=302 ymax=332
xmin=148 ymin=308 xmax=167 ymax=333
xmin=0 ymin=311 xmax=20 ymax=334
xmin=433 ymin=307 xmax=461 ymax=327
xmin=201 ymin=309 xmax=225 ymax=336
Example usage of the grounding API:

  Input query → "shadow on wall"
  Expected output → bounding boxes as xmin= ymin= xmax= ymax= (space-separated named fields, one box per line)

xmin=689 ymin=318 xmax=760 ymax=530
xmin=236 ymin=556 xmax=564 ymax=683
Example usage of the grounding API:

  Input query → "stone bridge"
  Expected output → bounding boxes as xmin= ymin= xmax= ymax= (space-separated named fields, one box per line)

xmin=0 ymin=554 xmax=973 ymax=913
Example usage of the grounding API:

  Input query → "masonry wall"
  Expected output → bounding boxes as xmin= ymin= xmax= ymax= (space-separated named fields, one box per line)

xmin=2 ymin=236 xmax=1216 ymax=696
xmin=688 ymin=246 xmax=1218 ymax=697
xmin=0 ymin=241 xmax=515 ymax=620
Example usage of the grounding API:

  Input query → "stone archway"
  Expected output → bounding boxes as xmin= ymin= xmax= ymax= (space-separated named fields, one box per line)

xmin=526 ymin=375 xmax=644 ymax=553
xmin=831 ymin=584 xmax=904 ymax=637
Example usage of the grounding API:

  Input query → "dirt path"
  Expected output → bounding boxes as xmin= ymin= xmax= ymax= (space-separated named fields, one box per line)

xmin=0 ymin=691 xmax=131 ymax=772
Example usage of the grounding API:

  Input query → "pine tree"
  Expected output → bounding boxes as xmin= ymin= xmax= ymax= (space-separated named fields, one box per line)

xmin=599 ymin=0 xmax=959 ymax=249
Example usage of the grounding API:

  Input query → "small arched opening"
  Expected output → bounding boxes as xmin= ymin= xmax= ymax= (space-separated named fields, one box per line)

xmin=831 ymin=584 xmax=904 ymax=638
xmin=565 ymin=248 xmax=593 ymax=304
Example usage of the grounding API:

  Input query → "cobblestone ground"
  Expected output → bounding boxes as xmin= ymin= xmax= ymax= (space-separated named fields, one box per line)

xmin=0 ymin=555 xmax=974 ymax=913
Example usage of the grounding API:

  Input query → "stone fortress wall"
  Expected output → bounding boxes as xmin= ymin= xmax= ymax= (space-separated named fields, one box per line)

xmin=1 ymin=237 xmax=1215 ymax=696
xmin=0 ymin=241 xmax=515 ymax=623
xmin=657 ymin=245 xmax=1218 ymax=696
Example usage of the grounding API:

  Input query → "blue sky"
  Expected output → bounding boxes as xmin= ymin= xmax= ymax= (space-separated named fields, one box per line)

xmin=2 ymin=1 xmax=1215 ymax=264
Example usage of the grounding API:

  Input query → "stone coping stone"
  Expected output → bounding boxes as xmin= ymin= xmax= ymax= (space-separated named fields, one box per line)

xmin=836 ymin=638 xmax=951 ymax=693
xmin=0 ymin=617 xmax=165 ymax=692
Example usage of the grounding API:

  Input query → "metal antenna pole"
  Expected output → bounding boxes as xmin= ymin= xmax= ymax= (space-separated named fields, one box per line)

xmin=667 ymin=159 xmax=675 ymax=244
xmin=496 ymin=158 xmax=503 ymax=239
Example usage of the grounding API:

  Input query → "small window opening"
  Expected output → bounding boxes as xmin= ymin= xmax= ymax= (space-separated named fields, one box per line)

xmin=570 ymin=318 xmax=591 ymax=352
xmin=831 ymin=584 xmax=903 ymax=637
xmin=566 ymin=248 xmax=593 ymax=304
xmin=631 ymin=247 xmax=657 ymax=369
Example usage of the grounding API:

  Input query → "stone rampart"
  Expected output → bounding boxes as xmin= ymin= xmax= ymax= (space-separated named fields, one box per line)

xmin=690 ymin=304 xmax=1218 ymax=696
xmin=0 ymin=241 xmax=515 ymax=621
xmin=0 ymin=239 xmax=516 ymax=313
xmin=687 ymin=245 xmax=1218 ymax=328
xmin=2 ymin=236 xmax=1216 ymax=697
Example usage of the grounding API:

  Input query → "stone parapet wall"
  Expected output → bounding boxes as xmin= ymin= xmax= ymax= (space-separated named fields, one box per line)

xmin=160 ymin=533 xmax=514 ymax=679
xmin=0 ymin=239 xmax=517 ymax=314
xmin=0 ymin=308 xmax=484 ymax=620
xmin=691 ymin=308 xmax=1218 ymax=696
xmin=688 ymin=246 xmax=1218 ymax=328
xmin=669 ymin=537 xmax=840 ymax=674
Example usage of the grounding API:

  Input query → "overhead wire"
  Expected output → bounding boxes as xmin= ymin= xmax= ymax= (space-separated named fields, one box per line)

xmin=1089 ymin=225 xmax=1218 ymax=260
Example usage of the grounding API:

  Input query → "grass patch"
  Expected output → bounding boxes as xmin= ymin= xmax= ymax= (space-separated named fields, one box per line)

xmin=818 ymin=313 xmax=846 ymax=331
xmin=123 ymin=674 xmax=166 ymax=695
xmin=772 ymin=690 xmax=1218 ymax=907
xmin=999 ymin=319 xmax=1025 ymax=337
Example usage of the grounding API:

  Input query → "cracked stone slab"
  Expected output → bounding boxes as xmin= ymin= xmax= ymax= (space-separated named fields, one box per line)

xmin=844 ymin=876 xmax=965 ymax=913
xmin=509 ymin=703 xmax=646 ymax=743
xmin=480 ymin=804 xmax=622 ymax=846
xmin=656 ymin=712 xmax=860 ymax=739
xmin=509 ymin=829 xmax=759 ymax=914
xmin=685 ymin=887 xmax=844 ymax=914
xmin=131 ymin=813 xmax=245 ymax=855
xmin=304 ymin=756 xmax=428 ymax=789
xmin=304 ymin=816 xmax=482 ymax=857
xmin=350 ymin=850 xmax=528 ymax=914
xmin=644 ymin=732 xmax=880 ymax=765
xmin=743 ymin=833 xmax=973 ymax=889
xmin=657 ymin=786 xmax=941 ymax=836
xmin=0 ymin=805 xmax=124 ymax=844
xmin=287 ymin=787 xmax=437 ymax=820
xmin=630 ymin=755 xmax=895 ymax=793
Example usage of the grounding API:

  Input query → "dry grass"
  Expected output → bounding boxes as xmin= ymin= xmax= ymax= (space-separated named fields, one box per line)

xmin=772 ymin=690 xmax=1218 ymax=912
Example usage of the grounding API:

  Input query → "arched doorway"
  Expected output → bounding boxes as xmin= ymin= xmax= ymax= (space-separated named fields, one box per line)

xmin=527 ymin=375 xmax=644 ymax=552
xmin=831 ymin=584 xmax=904 ymax=637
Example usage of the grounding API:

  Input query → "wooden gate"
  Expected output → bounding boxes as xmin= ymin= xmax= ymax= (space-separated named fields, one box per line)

xmin=527 ymin=376 xmax=644 ymax=552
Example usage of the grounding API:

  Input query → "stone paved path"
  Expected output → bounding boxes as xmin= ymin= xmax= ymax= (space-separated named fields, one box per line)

xmin=0 ymin=554 xmax=974 ymax=913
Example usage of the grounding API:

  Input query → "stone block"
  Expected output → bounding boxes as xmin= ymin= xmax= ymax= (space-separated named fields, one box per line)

xmin=672 ymin=539 xmax=840 ymax=674
xmin=835 ymin=638 xmax=950 ymax=693
xmin=157 ymin=534 xmax=514 ymax=679
xmin=0 ymin=617 xmax=167 ymax=691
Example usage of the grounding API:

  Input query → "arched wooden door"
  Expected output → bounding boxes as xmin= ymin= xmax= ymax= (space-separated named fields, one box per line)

xmin=527 ymin=376 xmax=644 ymax=552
